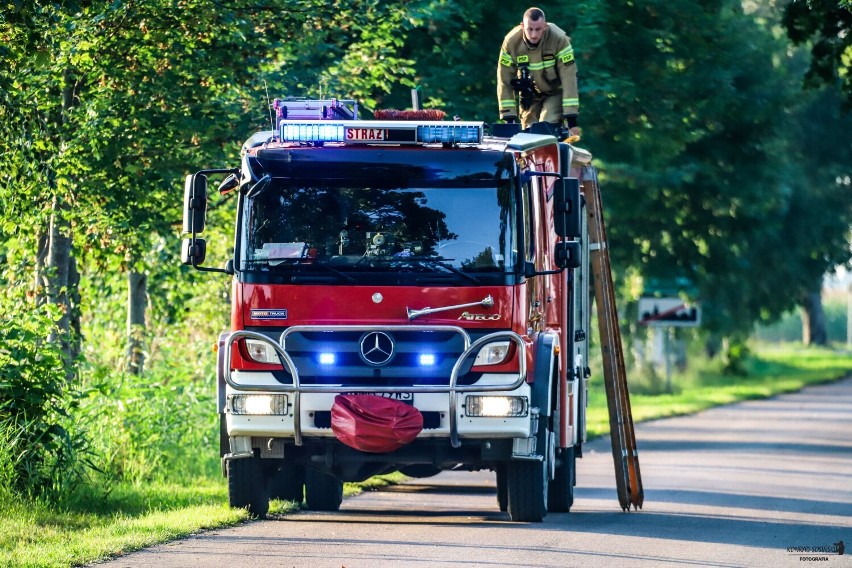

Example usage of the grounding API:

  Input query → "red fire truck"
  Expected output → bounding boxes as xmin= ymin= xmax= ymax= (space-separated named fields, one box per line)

xmin=182 ymin=98 xmax=596 ymax=522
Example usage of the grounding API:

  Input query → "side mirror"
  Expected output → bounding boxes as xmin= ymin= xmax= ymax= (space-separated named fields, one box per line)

xmin=183 ymin=173 xmax=208 ymax=234
xmin=217 ymin=173 xmax=240 ymax=195
xmin=555 ymin=241 xmax=582 ymax=269
xmin=181 ymin=237 xmax=207 ymax=266
xmin=245 ymin=174 xmax=271 ymax=198
xmin=554 ymin=177 xmax=581 ymax=238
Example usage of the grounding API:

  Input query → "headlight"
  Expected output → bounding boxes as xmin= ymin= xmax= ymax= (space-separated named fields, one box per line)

xmin=465 ymin=395 xmax=528 ymax=417
xmin=244 ymin=339 xmax=280 ymax=364
xmin=228 ymin=394 xmax=289 ymax=415
xmin=473 ymin=341 xmax=511 ymax=365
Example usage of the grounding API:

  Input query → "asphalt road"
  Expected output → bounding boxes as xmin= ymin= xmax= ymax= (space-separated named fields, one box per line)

xmin=104 ymin=377 xmax=852 ymax=568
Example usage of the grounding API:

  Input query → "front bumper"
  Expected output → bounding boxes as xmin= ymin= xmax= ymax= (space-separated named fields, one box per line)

xmin=225 ymin=376 xmax=533 ymax=440
xmin=222 ymin=328 xmax=529 ymax=448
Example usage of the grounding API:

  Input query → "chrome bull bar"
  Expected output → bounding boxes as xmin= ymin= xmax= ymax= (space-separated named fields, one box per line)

xmin=223 ymin=325 xmax=527 ymax=448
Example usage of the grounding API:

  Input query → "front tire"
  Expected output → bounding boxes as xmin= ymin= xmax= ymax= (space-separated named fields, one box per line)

xmin=304 ymin=470 xmax=344 ymax=512
xmin=228 ymin=455 xmax=269 ymax=518
xmin=495 ymin=464 xmax=508 ymax=512
xmin=548 ymin=446 xmax=575 ymax=512
xmin=506 ymin=432 xmax=549 ymax=523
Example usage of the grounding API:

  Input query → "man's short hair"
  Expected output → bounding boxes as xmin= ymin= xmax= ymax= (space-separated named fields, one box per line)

xmin=524 ymin=7 xmax=546 ymax=21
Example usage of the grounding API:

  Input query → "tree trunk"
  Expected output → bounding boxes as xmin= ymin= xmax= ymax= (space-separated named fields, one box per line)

xmin=801 ymin=285 xmax=828 ymax=346
xmin=704 ymin=335 xmax=721 ymax=359
xmin=43 ymin=67 xmax=81 ymax=377
xmin=68 ymin=254 xmax=82 ymax=361
xmin=46 ymin=197 xmax=75 ymax=373
xmin=33 ymin=231 xmax=49 ymax=305
xmin=126 ymin=268 xmax=148 ymax=374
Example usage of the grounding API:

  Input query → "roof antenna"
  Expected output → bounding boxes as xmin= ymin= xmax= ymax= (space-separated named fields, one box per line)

xmin=264 ymin=79 xmax=275 ymax=132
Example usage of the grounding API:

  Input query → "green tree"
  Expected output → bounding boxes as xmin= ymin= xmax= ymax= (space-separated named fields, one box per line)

xmin=779 ymin=85 xmax=852 ymax=344
xmin=2 ymin=0 xmax=428 ymax=374
xmin=563 ymin=0 xmax=803 ymax=338
xmin=0 ymin=0 xmax=436 ymax=495
xmin=783 ymin=0 xmax=852 ymax=107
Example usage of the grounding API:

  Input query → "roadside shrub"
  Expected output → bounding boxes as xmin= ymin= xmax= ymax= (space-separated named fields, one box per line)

xmin=81 ymin=325 xmax=221 ymax=485
xmin=0 ymin=304 xmax=93 ymax=502
xmin=722 ymin=339 xmax=751 ymax=376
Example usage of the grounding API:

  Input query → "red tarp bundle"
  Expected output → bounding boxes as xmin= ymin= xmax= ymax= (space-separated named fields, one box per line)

xmin=331 ymin=394 xmax=423 ymax=453
xmin=372 ymin=109 xmax=447 ymax=121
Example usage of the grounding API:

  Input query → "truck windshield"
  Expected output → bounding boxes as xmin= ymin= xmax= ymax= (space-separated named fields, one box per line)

xmin=239 ymin=181 xmax=517 ymax=283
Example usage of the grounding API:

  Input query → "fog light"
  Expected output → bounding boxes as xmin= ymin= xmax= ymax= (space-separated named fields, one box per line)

xmin=228 ymin=394 xmax=289 ymax=415
xmin=465 ymin=395 xmax=528 ymax=417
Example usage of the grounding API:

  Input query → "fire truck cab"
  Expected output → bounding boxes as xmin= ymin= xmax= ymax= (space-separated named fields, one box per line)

xmin=182 ymin=98 xmax=594 ymax=522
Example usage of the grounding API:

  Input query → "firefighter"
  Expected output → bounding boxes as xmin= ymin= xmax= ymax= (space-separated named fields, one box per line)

xmin=497 ymin=7 xmax=579 ymax=134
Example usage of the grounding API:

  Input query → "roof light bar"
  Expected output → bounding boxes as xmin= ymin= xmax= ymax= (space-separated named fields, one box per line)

xmin=417 ymin=124 xmax=481 ymax=144
xmin=278 ymin=120 xmax=483 ymax=146
xmin=280 ymin=123 xmax=345 ymax=143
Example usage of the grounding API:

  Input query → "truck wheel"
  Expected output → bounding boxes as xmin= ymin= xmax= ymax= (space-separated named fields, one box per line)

xmin=304 ymin=470 xmax=344 ymax=512
xmin=268 ymin=463 xmax=305 ymax=503
xmin=228 ymin=456 xmax=269 ymax=518
xmin=495 ymin=464 xmax=508 ymax=512
xmin=547 ymin=446 xmax=575 ymax=512
xmin=506 ymin=434 xmax=549 ymax=522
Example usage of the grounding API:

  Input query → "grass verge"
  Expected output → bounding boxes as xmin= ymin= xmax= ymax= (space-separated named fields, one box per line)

xmin=0 ymin=473 xmax=407 ymax=567
xmin=585 ymin=344 xmax=852 ymax=438
xmin=2 ymin=345 xmax=850 ymax=567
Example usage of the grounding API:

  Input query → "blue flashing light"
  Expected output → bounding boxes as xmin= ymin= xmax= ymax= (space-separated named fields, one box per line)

xmin=418 ymin=353 xmax=437 ymax=366
xmin=417 ymin=125 xmax=481 ymax=144
xmin=318 ymin=352 xmax=337 ymax=365
xmin=278 ymin=120 xmax=483 ymax=145
xmin=281 ymin=123 xmax=345 ymax=143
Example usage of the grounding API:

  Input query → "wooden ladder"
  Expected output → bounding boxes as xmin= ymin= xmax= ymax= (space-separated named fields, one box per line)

xmin=584 ymin=167 xmax=644 ymax=511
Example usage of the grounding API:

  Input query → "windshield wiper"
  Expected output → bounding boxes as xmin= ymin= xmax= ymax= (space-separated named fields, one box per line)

xmin=407 ymin=257 xmax=482 ymax=285
xmin=308 ymin=261 xmax=356 ymax=283
xmin=243 ymin=258 xmax=356 ymax=283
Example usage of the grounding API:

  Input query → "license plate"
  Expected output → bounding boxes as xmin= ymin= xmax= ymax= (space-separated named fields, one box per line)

xmin=345 ymin=127 xmax=385 ymax=142
xmin=376 ymin=392 xmax=413 ymax=403
xmin=343 ymin=392 xmax=413 ymax=403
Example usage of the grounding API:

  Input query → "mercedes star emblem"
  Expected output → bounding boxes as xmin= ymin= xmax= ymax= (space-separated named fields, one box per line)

xmin=359 ymin=331 xmax=394 ymax=366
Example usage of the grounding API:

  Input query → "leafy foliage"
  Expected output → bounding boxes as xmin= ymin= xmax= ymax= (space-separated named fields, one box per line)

xmin=783 ymin=0 xmax=852 ymax=107
xmin=0 ymin=0 xmax=427 ymax=500
xmin=0 ymin=303 xmax=90 ymax=500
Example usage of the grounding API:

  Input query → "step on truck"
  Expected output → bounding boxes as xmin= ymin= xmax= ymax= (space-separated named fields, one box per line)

xmin=182 ymin=98 xmax=598 ymax=522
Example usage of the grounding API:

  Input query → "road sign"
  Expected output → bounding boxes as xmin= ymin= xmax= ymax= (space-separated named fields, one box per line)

xmin=638 ymin=297 xmax=701 ymax=327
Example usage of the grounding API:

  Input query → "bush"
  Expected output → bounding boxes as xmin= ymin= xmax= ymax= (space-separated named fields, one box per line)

xmin=722 ymin=340 xmax=751 ymax=376
xmin=0 ymin=304 xmax=93 ymax=502
xmin=80 ymin=324 xmax=222 ymax=486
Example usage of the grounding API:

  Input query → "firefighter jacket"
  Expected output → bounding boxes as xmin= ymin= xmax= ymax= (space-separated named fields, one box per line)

xmin=497 ymin=23 xmax=579 ymax=121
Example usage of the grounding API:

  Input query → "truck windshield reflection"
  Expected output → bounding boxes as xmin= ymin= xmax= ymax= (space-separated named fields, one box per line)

xmin=241 ymin=182 xmax=516 ymax=278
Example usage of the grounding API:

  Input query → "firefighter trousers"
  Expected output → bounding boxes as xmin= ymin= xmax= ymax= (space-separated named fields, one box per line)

xmin=520 ymin=92 xmax=563 ymax=130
